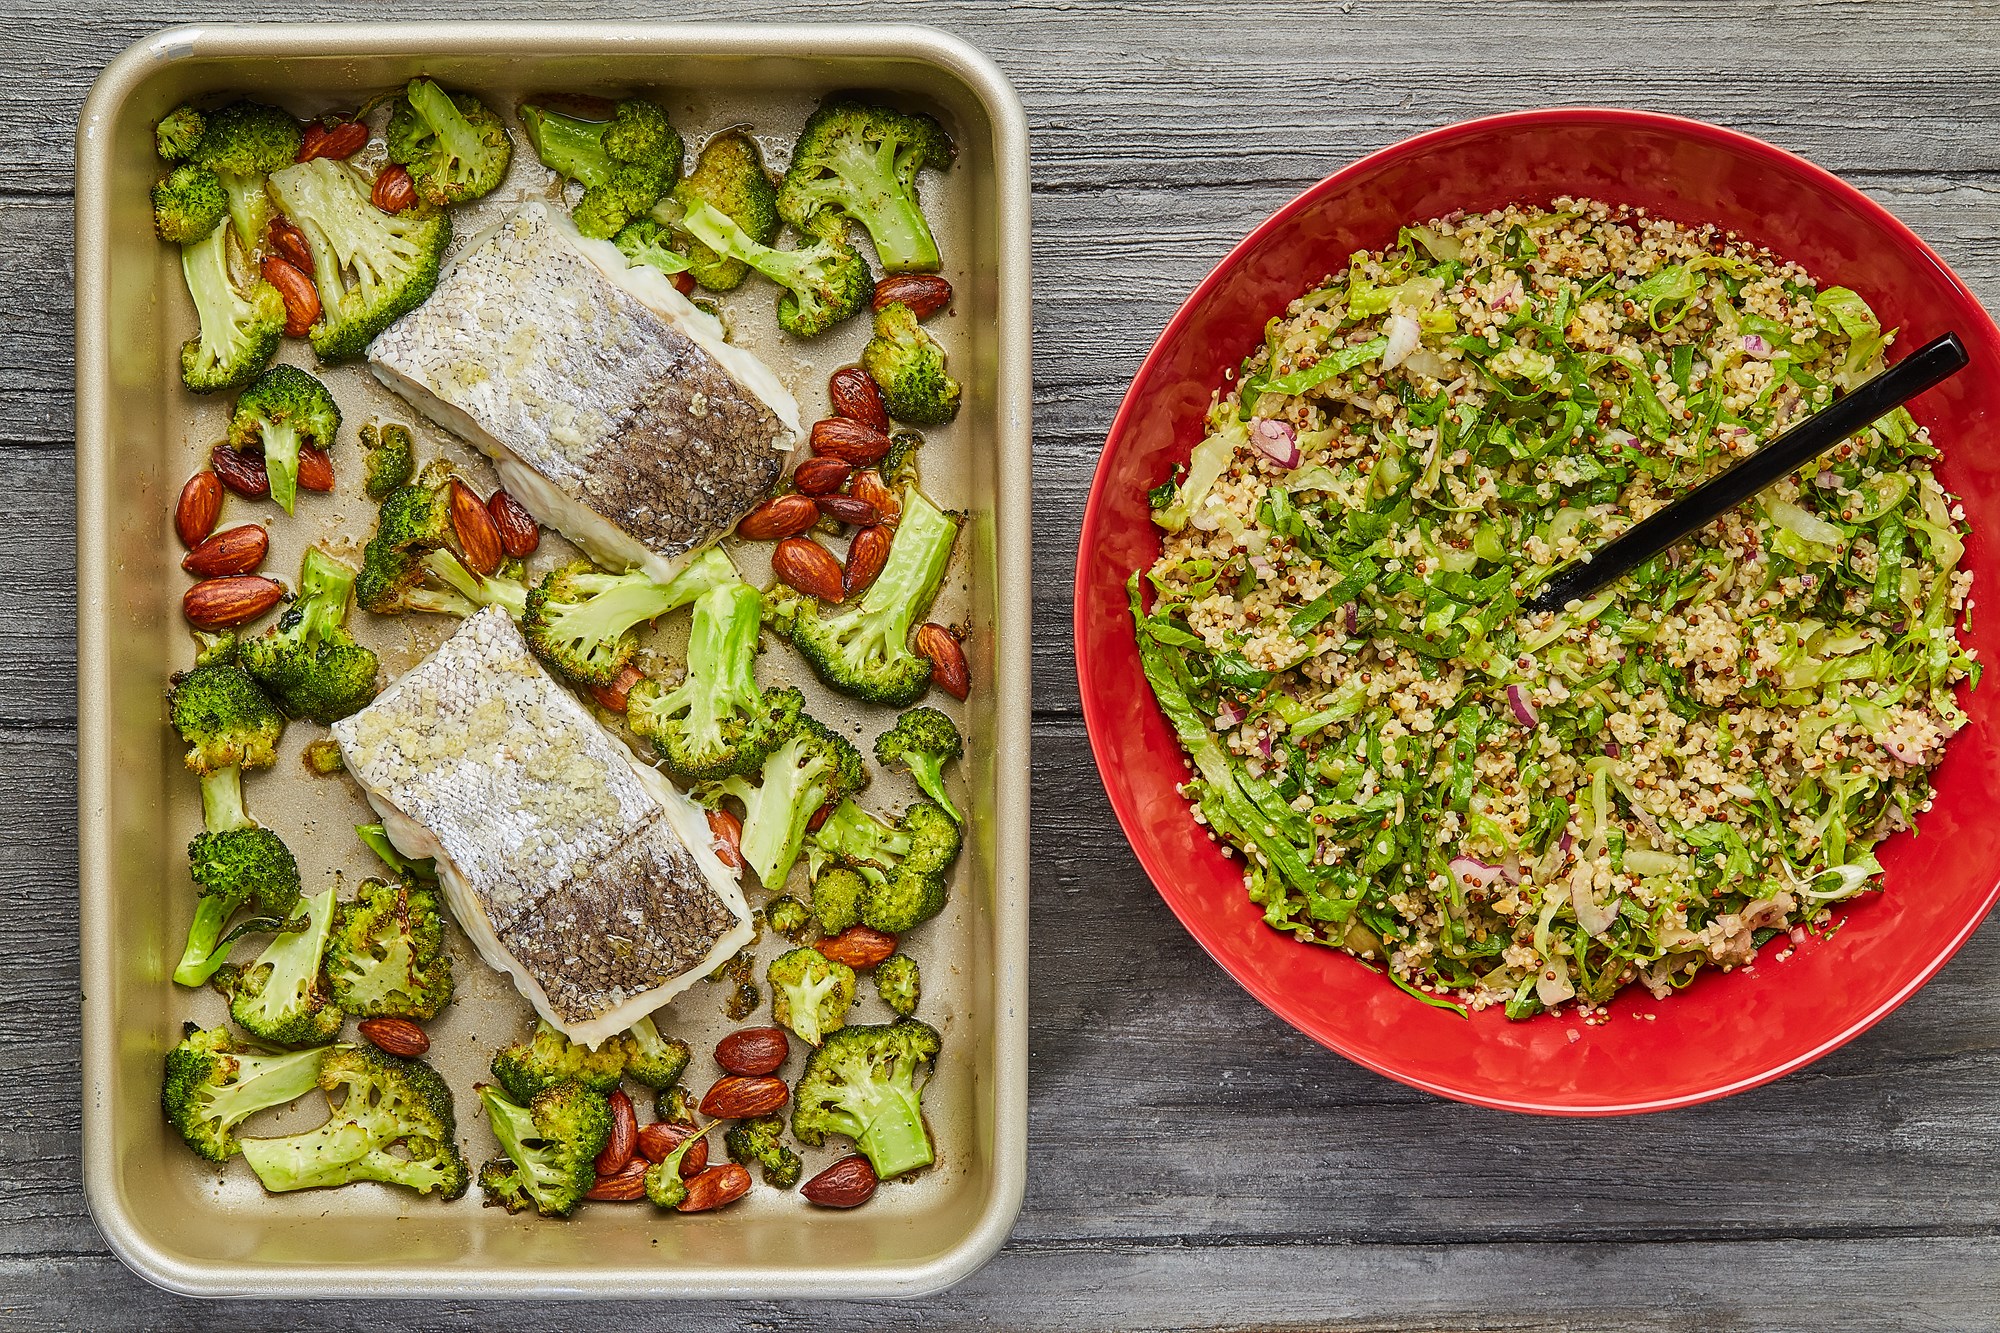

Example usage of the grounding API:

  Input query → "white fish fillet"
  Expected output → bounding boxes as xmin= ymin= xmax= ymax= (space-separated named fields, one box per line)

xmin=368 ymin=203 xmax=801 ymax=584
xmin=330 ymin=608 xmax=752 ymax=1046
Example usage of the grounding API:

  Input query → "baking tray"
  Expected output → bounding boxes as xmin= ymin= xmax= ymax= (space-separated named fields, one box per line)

xmin=75 ymin=21 xmax=1031 ymax=1300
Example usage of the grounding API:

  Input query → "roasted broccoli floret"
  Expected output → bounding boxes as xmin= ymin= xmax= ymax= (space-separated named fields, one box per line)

xmin=790 ymin=1019 xmax=940 ymax=1180
xmin=678 ymin=200 xmax=873 ymax=339
xmin=359 ymin=422 xmax=416 ymax=500
xmin=768 ymin=947 xmax=856 ymax=1048
xmin=655 ymin=1085 xmax=699 ymax=1126
xmin=267 ymin=157 xmax=450 ymax=361
xmin=240 ymin=547 xmax=378 ymax=722
xmin=724 ymin=1114 xmax=802 ymax=1188
xmin=188 ymin=99 xmax=303 ymax=247
xmin=156 ymin=103 xmax=207 ymax=162
xmin=225 ymin=365 xmax=341 ymax=515
xmin=178 ymin=219 xmax=285 ymax=394
xmin=776 ymin=100 xmax=953 ymax=275
xmin=152 ymin=163 xmax=228 ymax=244
xmin=810 ymin=867 xmax=867 ymax=935
xmin=519 ymin=98 xmax=682 ymax=240
xmin=476 ymin=1079 xmax=611 ymax=1217
xmin=809 ymin=798 xmax=962 ymax=934
xmin=212 ymin=887 xmax=343 ymax=1047
xmin=179 ymin=822 xmax=302 ymax=987
xmin=521 ymin=546 xmax=737 ymax=686
xmin=672 ymin=130 xmax=781 ymax=291
xmin=324 ymin=877 xmax=453 ymax=1019
xmin=239 ymin=1043 xmax=469 ymax=1198
xmin=612 ymin=215 xmax=691 ymax=275
xmin=169 ymin=657 xmax=286 ymax=778
xmin=490 ymin=1020 xmax=627 ymax=1103
xmin=162 ymin=1023 xmax=328 ymax=1162
xmin=385 ymin=78 xmax=512 ymax=207
xmin=874 ymin=705 xmax=963 ymax=823
xmin=641 ymin=1125 xmax=710 ymax=1208
xmin=706 ymin=715 xmax=866 ymax=891
xmin=768 ymin=486 xmax=958 ymax=707
xmin=875 ymin=953 xmax=920 ymax=1016
xmin=863 ymin=300 xmax=961 ymax=426
xmin=613 ymin=1014 xmax=692 ymax=1091
xmin=625 ymin=577 xmax=801 ymax=782
xmin=355 ymin=466 xmax=528 ymax=618
xmin=766 ymin=894 xmax=811 ymax=941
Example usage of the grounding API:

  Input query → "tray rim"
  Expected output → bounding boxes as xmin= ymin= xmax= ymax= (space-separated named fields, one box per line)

xmin=75 ymin=19 xmax=1032 ymax=1301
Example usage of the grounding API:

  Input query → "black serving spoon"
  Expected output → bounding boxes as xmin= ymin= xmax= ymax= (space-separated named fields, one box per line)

xmin=1522 ymin=331 xmax=1970 ymax=616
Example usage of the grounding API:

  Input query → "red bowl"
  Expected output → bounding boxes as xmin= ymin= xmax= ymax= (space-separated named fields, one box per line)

xmin=1074 ymin=108 xmax=2000 ymax=1114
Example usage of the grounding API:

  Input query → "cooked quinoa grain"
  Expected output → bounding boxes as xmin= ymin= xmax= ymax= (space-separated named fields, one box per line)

xmin=1132 ymin=199 xmax=1977 ymax=1019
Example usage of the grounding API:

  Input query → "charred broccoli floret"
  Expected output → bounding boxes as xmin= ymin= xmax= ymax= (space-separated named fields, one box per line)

xmin=324 ymin=877 xmax=453 ymax=1019
xmin=156 ymin=103 xmax=207 ymax=162
xmin=672 ymin=130 xmax=781 ymax=291
xmin=178 ymin=219 xmax=285 ymax=394
xmin=490 ymin=1020 xmax=627 ymax=1103
xmin=724 ymin=1114 xmax=802 ymax=1188
xmin=152 ymin=163 xmax=228 ymax=244
xmin=809 ymin=798 xmax=962 ymax=934
xmin=355 ymin=466 xmax=528 ymax=618
xmin=188 ymin=100 xmax=303 ymax=247
xmin=776 ymin=100 xmax=953 ymax=275
xmin=225 ymin=365 xmax=340 ymax=515
xmin=768 ymin=486 xmax=958 ymax=707
xmin=613 ymin=1014 xmax=691 ymax=1091
xmin=519 ymin=98 xmax=682 ymax=240
xmin=521 ymin=547 xmax=736 ymax=686
xmin=267 ymin=157 xmax=450 ymax=361
xmin=611 ymin=215 xmax=691 ymax=276
xmin=212 ymin=887 xmax=343 ymax=1047
xmin=863 ymin=300 xmax=961 ymax=426
xmin=790 ymin=1019 xmax=939 ymax=1180
xmin=678 ymin=201 xmax=873 ymax=339
xmin=809 ymin=867 xmax=867 ymax=935
xmin=240 ymin=547 xmax=378 ymax=722
xmin=476 ymin=1079 xmax=611 ymax=1217
xmin=705 ymin=715 xmax=866 ymax=891
xmin=625 ymin=577 xmax=801 ymax=782
xmin=768 ymin=947 xmax=855 ymax=1048
xmin=359 ymin=422 xmax=416 ymax=500
xmin=162 ymin=1023 xmax=328 ymax=1162
xmin=655 ymin=1085 xmax=699 ymax=1126
xmin=179 ymin=821 xmax=302 ymax=987
xmin=766 ymin=894 xmax=811 ymax=941
xmin=874 ymin=706 xmax=963 ymax=823
xmin=240 ymin=1043 xmax=469 ymax=1198
xmin=385 ymin=78 xmax=512 ymax=207
xmin=874 ymin=953 xmax=920 ymax=1016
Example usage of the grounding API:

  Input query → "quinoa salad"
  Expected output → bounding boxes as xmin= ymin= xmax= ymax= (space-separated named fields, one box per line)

xmin=1131 ymin=198 xmax=1979 ymax=1020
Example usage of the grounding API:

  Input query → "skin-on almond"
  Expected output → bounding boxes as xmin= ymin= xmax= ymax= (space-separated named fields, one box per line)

xmin=872 ymin=273 xmax=953 ymax=319
xmin=299 ymin=119 xmax=368 ymax=162
xmin=589 ymin=664 xmax=644 ymax=714
xmin=849 ymin=470 xmax=901 ymax=526
xmin=714 ymin=1026 xmax=789 ymax=1077
xmin=372 ymin=164 xmax=417 ymax=214
xmin=266 ymin=217 xmax=313 ymax=272
xmin=637 ymin=1120 xmax=696 ymax=1165
xmin=175 ymin=472 xmax=222 ymax=548
xmin=771 ymin=536 xmax=846 ymax=603
xmin=802 ymin=1155 xmax=878 ymax=1209
xmin=699 ymin=1075 xmax=789 ymax=1119
xmin=181 ymin=524 xmax=268 ymax=578
xmin=706 ymin=808 xmax=743 ymax=870
xmin=828 ymin=366 xmax=891 ymax=435
xmin=816 ymin=494 xmax=879 ymax=528
xmin=488 ymin=490 xmax=540 ymax=558
xmin=790 ymin=456 xmax=853 ymax=497
xmin=183 ymin=575 xmax=285 ymax=631
xmin=917 ymin=623 xmax=971 ymax=700
xmin=584 ymin=1159 xmax=650 ymax=1202
xmin=356 ymin=1016 xmax=429 ymax=1057
xmin=677 ymin=1164 xmax=751 ymax=1213
xmin=810 ymin=417 xmax=892 ymax=466
xmin=844 ymin=525 xmax=892 ymax=598
xmin=297 ymin=445 xmax=334 ymax=493
xmin=595 ymin=1089 xmax=637 ymax=1176
xmin=737 ymin=493 xmax=820 ymax=542
xmin=260 ymin=256 xmax=320 ymax=339
xmin=817 ymin=925 xmax=898 ymax=970
xmin=210 ymin=444 xmax=270 ymax=497
xmin=450 ymin=479 xmax=504 ymax=576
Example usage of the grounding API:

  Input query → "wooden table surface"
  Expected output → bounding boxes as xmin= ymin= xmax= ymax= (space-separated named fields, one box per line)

xmin=12 ymin=2 xmax=2000 ymax=1328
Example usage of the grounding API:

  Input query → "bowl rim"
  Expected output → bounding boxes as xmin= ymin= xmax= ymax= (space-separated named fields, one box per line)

xmin=1073 ymin=105 xmax=2000 ymax=1116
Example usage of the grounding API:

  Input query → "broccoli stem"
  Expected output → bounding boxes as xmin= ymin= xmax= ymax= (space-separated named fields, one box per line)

xmin=173 ymin=895 xmax=236 ymax=987
xmin=182 ymin=223 xmax=246 ymax=366
xmin=202 ymin=1045 xmax=327 ymax=1126
xmin=261 ymin=418 xmax=302 ymax=514
xmin=855 ymin=1082 xmax=933 ymax=1178
xmin=406 ymin=79 xmax=485 ymax=172
xmin=520 ymin=107 xmax=614 ymax=188
xmin=218 ymin=170 xmax=273 ymax=249
xmin=201 ymin=766 xmax=253 ymax=834
xmin=296 ymin=547 xmax=356 ymax=638
xmin=422 ymin=550 xmax=527 ymax=618
xmin=853 ymin=191 xmax=938 ymax=275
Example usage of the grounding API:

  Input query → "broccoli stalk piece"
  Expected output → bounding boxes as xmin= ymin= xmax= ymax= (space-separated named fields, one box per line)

xmin=642 ymin=1124 xmax=711 ymax=1208
xmin=152 ymin=164 xmax=228 ymax=244
xmin=355 ymin=466 xmax=528 ymax=618
xmin=385 ymin=78 xmax=512 ymax=207
xmin=519 ymin=99 xmax=683 ymax=240
xmin=267 ymin=157 xmax=450 ymax=361
xmin=724 ymin=1114 xmax=803 ymax=1188
xmin=863 ymin=301 xmax=962 ymax=426
xmin=476 ymin=1080 xmax=612 ymax=1217
xmin=810 ymin=867 xmax=868 ymax=935
xmin=766 ymin=894 xmax=811 ymax=941
xmin=357 ymin=821 xmax=437 ymax=882
xmin=490 ymin=1020 xmax=628 ymax=1103
xmin=776 ymin=100 xmax=954 ymax=275
xmin=162 ymin=1023 xmax=329 ymax=1162
xmin=706 ymin=715 xmax=866 ymax=892
xmin=768 ymin=947 xmax=856 ymax=1048
xmin=188 ymin=100 xmax=304 ymax=248
xmin=672 ymin=130 xmax=781 ymax=292
xmin=809 ymin=798 xmax=963 ymax=934
xmin=678 ymin=201 xmax=874 ymax=339
xmin=178 ymin=219 xmax=285 ymax=394
xmin=616 ymin=1014 xmax=691 ymax=1091
xmin=212 ymin=887 xmax=344 ymax=1047
xmin=874 ymin=953 xmax=921 ymax=1016
xmin=790 ymin=1019 xmax=940 ymax=1180
xmin=240 ymin=547 xmax=379 ymax=722
xmin=239 ymin=1044 xmax=469 ymax=1199
xmin=520 ymin=547 xmax=737 ymax=686
xmin=156 ymin=103 xmax=207 ymax=162
xmin=359 ymin=422 xmax=416 ymax=500
xmin=874 ymin=706 xmax=964 ymax=823
xmin=225 ymin=365 xmax=341 ymax=515
xmin=325 ymin=877 xmax=454 ymax=1019
xmin=770 ymin=486 xmax=958 ymax=707
xmin=625 ymin=578 xmax=803 ymax=782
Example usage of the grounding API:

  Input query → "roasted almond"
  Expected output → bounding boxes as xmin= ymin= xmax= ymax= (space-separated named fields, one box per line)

xmin=296 ymin=121 xmax=329 ymax=162
xmin=714 ymin=1026 xmax=789 ymax=1078
xmin=183 ymin=575 xmax=285 ymax=631
xmin=181 ymin=524 xmax=268 ymax=577
xmin=585 ymin=1159 xmax=650 ymax=1202
xmin=810 ymin=417 xmax=893 ymax=466
xmin=297 ymin=445 xmax=334 ymax=493
xmin=699 ymin=1075 xmax=789 ymax=1119
xmin=671 ymin=270 xmax=697 ymax=296
xmin=210 ymin=444 xmax=270 ymax=497
xmin=589 ymin=664 xmax=644 ymax=714
xmin=790 ymin=456 xmax=853 ymax=497
xmin=817 ymin=925 xmax=898 ymax=970
xmin=677 ymin=1163 xmax=751 ymax=1213
xmin=849 ymin=470 xmax=901 ymax=526
xmin=357 ymin=1016 xmax=429 ymax=1057
xmin=771 ymin=536 xmax=846 ymax=603
xmin=807 ymin=799 xmax=836 ymax=834
xmin=300 ymin=119 xmax=368 ymax=162
xmin=637 ymin=1119 xmax=699 ymax=1164
xmin=737 ymin=493 xmax=820 ymax=542
xmin=595 ymin=1089 xmax=638 ymax=1176
xmin=917 ymin=623 xmax=970 ymax=700
xmin=816 ymin=494 xmax=879 ymax=528
xmin=450 ymin=479 xmax=504 ymax=576
xmin=679 ymin=1131 xmax=710 ymax=1178
xmin=175 ymin=472 xmax=222 ymax=548
xmin=844 ymin=524 xmax=892 ymax=597
xmin=372 ymin=164 xmax=417 ymax=214
xmin=266 ymin=217 xmax=313 ymax=271
xmin=828 ymin=366 xmax=891 ymax=434
xmin=488 ymin=489 xmax=540 ymax=558
xmin=873 ymin=274 xmax=953 ymax=319
xmin=802 ymin=1155 xmax=878 ymax=1209
xmin=707 ymin=808 xmax=743 ymax=870
xmin=260 ymin=256 xmax=320 ymax=339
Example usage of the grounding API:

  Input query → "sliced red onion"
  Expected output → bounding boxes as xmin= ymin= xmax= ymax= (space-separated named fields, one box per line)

xmin=1559 ymin=831 xmax=1573 ymax=853
xmin=1506 ymin=683 xmax=1539 ymax=727
xmin=1500 ymin=853 xmax=1524 ymax=885
xmin=1248 ymin=554 xmax=1277 ymax=581
xmin=1448 ymin=855 xmax=1504 ymax=893
xmin=1813 ymin=469 xmax=1841 ymax=490
xmin=1742 ymin=333 xmax=1777 ymax=360
xmin=1383 ymin=313 xmax=1421 ymax=370
xmin=1344 ymin=603 xmax=1360 ymax=635
xmin=1602 ymin=429 xmax=1637 ymax=451
xmin=1213 ymin=698 xmax=1244 ymax=729
xmin=1881 ymin=735 xmax=1925 ymax=764
xmin=1248 ymin=417 xmax=1301 ymax=468
xmin=1605 ymin=740 xmax=1622 ymax=758
xmin=1258 ymin=732 xmax=1274 ymax=759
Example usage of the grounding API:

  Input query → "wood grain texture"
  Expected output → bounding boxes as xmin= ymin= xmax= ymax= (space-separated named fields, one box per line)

xmin=16 ymin=1 xmax=2000 ymax=1328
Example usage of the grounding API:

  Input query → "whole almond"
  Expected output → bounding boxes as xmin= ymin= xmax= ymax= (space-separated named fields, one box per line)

xmin=175 ymin=472 xmax=222 ymax=548
xmin=873 ymin=274 xmax=953 ymax=319
xmin=791 ymin=456 xmax=853 ymax=497
xmin=595 ymin=1089 xmax=637 ymax=1176
xmin=260 ymin=256 xmax=320 ymax=339
xmin=671 ymin=271 xmax=697 ymax=296
xmin=488 ymin=490 xmax=540 ymax=558
xmin=817 ymin=925 xmax=898 ymax=970
xmin=828 ymin=366 xmax=891 ymax=435
xmin=181 ymin=524 xmax=268 ymax=577
xmin=585 ymin=1159 xmax=650 ymax=1202
xmin=917 ymin=623 xmax=971 ymax=700
xmin=679 ymin=1131 xmax=710 ymax=1178
xmin=210 ymin=444 xmax=270 ymax=497
xmin=589 ymin=664 xmax=644 ymax=714
xmin=807 ymin=800 xmax=836 ymax=834
xmin=372 ymin=164 xmax=417 ymax=214
xmin=183 ymin=575 xmax=285 ymax=631
xmin=810 ymin=417 xmax=893 ymax=466
xmin=677 ymin=1163 xmax=751 ymax=1213
xmin=450 ymin=479 xmax=503 ymax=576
xmin=699 ymin=1075 xmax=789 ymax=1119
xmin=849 ymin=470 xmax=901 ymax=526
xmin=771 ymin=536 xmax=846 ymax=604
xmin=296 ymin=121 xmax=329 ymax=162
xmin=844 ymin=525 xmax=892 ymax=598
xmin=802 ymin=1155 xmax=879 ymax=1209
xmin=715 ymin=1026 xmax=789 ymax=1077
xmin=266 ymin=217 xmax=313 ymax=271
xmin=737 ymin=493 xmax=820 ymax=542
xmin=297 ymin=446 xmax=334 ymax=493
xmin=637 ymin=1120 xmax=698 ymax=1165
xmin=299 ymin=119 xmax=368 ymax=162
xmin=706 ymin=808 xmax=743 ymax=871
xmin=357 ymin=1016 xmax=430 ymax=1057
xmin=816 ymin=494 xmax=879 ymax=528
